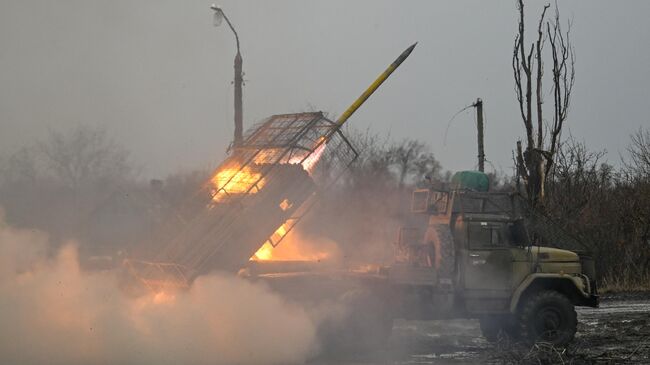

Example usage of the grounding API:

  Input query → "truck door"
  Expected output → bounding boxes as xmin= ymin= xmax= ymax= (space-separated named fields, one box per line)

xmin=463 ymin=221 xmax=514 ymax=310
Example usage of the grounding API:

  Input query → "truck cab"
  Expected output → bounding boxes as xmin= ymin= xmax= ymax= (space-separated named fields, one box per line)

xmin=389 ymin=171 xmax=598 ymax=345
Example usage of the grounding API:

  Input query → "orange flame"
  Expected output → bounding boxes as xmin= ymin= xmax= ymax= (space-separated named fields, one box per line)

xmin=251 ymin=229 xmax=338 ymax=262
xmin=210 ymin=166 xmax=265 ymax=202
xmin=252 ymin=243 xmax=273 ymax=261
xmin=152 ymin=291 xmax=176 ymax=304
xmin=300 ymin=142 xmax=327 ymax=173
xmin=215 ymin=138 xmax=330 ymax=260
xmin=252 ymin=223 xmax=291 ymax=260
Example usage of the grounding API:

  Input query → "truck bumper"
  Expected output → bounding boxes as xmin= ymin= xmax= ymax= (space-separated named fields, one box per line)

xmin=583 ymin=294 xmax=599 ymax=308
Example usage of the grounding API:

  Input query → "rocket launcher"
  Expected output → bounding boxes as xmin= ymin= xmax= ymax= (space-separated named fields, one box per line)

xmin=125 ymin=43 xmax=417 ymax=290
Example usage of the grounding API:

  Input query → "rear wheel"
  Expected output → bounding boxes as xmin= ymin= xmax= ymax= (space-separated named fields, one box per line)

xmin=518 ymin=290 xmax=577 ymax=346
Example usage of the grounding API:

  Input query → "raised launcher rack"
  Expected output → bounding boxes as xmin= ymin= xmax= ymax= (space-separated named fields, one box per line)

xmin=128 ymin=112 xmax=357 ymax=289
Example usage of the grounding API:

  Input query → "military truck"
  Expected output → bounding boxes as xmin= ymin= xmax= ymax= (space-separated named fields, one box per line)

xmin=255 ymin=171 xmax=598 ymax=351
xmin=383 ymin=170 xmax=598 ymax=345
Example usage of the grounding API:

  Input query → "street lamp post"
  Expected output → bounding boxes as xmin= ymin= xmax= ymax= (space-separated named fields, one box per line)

xmin=211 ymin=5 xmax=243 ymax=148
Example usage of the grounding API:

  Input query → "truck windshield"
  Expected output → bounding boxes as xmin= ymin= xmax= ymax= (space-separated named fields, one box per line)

xmin=468 ymin=221 xmax=525 ymax=248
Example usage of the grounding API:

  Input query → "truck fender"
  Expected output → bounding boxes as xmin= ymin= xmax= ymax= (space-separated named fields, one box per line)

xmin=510 ymin=273 xmax=591 ymax=312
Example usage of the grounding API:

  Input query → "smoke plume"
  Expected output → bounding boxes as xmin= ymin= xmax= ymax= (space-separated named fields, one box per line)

xmin=0 ymin=209 xmax=319 ymax=365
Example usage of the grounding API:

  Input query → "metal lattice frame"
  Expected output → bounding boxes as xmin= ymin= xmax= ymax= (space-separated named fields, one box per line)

xmin=132 ymin=112 xmax=357 ymax=286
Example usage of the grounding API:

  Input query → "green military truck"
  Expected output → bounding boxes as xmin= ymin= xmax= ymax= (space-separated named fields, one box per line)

xmin=258 ymin=171 xmax=599 ymax=350
xmin=385 ymin=170 xmax=598 ymax=345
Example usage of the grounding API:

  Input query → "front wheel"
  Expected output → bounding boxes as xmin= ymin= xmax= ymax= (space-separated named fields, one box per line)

xmin=518 ymin=290 xmax=577 ymax=346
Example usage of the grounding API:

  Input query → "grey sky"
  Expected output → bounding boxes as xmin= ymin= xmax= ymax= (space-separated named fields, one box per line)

xmin=1 ymin=1 xmax=649 ymax=178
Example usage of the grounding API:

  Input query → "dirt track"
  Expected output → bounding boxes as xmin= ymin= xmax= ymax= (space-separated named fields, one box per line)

xmin=312 ymin=293 xmax=650 ymax=364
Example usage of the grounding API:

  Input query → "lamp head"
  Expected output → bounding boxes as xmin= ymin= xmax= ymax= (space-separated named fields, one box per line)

xmin=211 ymin=4 xmax=224 ymax=27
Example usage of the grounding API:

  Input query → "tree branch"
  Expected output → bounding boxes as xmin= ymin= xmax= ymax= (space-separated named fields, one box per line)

xmin=535 ymin=4 xmax=550 ymax=149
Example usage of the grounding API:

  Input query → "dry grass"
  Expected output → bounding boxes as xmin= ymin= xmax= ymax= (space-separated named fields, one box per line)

xmin=600 ymin=272 xmax=650 ymax=294
xmin=488 ymin=339 xmax=648 ymax=365
xmin=488 ymin=340 xmax=587 ymax=365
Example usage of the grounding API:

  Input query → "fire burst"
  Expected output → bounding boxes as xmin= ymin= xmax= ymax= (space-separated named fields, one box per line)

xmin=299 ymin=141 xmax=327 ymax=174
xmin=210 ymin=165 xmax=265 ymax=202
xmin=251 ymin=141 xmax=328 ymax=261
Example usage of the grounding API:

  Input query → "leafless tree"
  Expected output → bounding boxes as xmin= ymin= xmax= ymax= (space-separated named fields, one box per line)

xmin=625 ymin=127 xmax=650 ymax=178
xmin=513 ymin=0 xmax=575 ymax=207
xmin=622 ymin=128 xmax=650 ymax=267
xmin=546 ymin=138 xmax=610 ymax=221
xmin=344 ymin=127 xmax=394 ymax=189
xmin=2 ymin=147 xmax=39 ymax=184
xmin=39 ymin=125 xmax=133 ymax=190
xmin=413 ymin=151 xmax=442 ymax=184
xmin=389 ymin=139 xmax=440 ymax=189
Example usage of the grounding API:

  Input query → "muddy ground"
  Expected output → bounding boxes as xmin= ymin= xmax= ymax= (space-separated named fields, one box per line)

xmin=312 ymin=293 xmax=650 ymax=364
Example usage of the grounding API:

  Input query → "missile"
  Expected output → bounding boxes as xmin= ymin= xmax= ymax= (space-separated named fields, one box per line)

xmin=335 ymin=42 xmax=417 ymax=127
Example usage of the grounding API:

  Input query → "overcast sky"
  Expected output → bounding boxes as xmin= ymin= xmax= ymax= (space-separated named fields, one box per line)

xmin=1 ymin=1 xmax=648 ymax=178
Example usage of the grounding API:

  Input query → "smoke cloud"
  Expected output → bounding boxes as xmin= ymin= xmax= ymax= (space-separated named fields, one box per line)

xmin=0 ymin=209 xmax=320 ymax=365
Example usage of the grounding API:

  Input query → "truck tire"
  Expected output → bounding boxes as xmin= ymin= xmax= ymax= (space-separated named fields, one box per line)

xmin=518 ymin=290 xmax=577 ymax=346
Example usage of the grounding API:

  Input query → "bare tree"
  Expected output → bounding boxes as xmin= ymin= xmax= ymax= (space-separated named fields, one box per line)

xmin=413 ymin=151 xmax=442 ymax=184
xmin=2 ymin=147 xmax=39 ymax=184
xmin=344 ymin=127 xmax=395 ymax=189
xmin=389 ymin=139 xmax=440 ymax=189
xmin=625 ymin=127 xmax=650 ymax=178
xmin=39 ymin=125 xmax=133 ymax=190
xmin=513 ymin=0 xmax=575 ymax=206
xmin=623 ymin=128 xmax=650 ymax=253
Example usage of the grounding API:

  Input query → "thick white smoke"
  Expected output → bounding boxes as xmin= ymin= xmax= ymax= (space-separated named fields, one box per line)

xmin=0 ymin=210 xmax=320 ymax=365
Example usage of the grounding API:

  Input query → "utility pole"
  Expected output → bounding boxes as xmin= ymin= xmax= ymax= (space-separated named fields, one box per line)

xmin=473 ymin=98 xmax=485 ymax=172
xmin=233 ymin=50 xmax=243 ymax=147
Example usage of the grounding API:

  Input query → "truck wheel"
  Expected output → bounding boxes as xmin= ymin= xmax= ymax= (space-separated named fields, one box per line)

xmin=518 ymin=290 xmax=577 ymax=346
